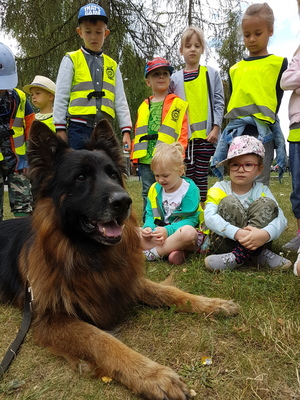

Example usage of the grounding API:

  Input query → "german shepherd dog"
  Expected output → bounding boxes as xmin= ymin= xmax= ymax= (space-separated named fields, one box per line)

xmin=0 ymin=120 xmax=239 ymax=400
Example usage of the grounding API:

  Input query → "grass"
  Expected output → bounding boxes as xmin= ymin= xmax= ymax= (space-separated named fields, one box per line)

xmin=0 ymin=175 xmax=300 ymax=399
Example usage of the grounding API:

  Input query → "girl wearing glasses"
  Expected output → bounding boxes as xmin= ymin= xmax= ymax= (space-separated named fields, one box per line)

xmin=203 ymin=135 xmax=291 ymax=272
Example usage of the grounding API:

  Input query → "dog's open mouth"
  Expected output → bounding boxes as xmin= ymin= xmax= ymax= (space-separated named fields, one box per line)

xmin=81 ymin=217 xmax=124 ymax=244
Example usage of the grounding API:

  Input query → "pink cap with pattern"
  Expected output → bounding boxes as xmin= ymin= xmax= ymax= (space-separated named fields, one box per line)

xmin=217 ymin=135 xmax=265 ymax=166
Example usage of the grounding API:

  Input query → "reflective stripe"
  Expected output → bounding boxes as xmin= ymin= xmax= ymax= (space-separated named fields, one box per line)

xmin=190 ymin=120 xmax=207 ymax=133
xmin=225 ymin=104 xmax=275 ymax=122
xmin=152 ymin=208 xmax=160 ymax=218
xmin=71 ymin=82 xmax=94 ymax=91
xmin=12 ymin=117 xmax=23 ymax=128
xmin=135 ymin=125 xmax=148 ymax=136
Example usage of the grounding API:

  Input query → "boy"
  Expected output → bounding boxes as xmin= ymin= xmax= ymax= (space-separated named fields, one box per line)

xmin=0 ymin=42 xmax=35 ymax=220
xmin=23 ymin=75 xmax=56 ymax=132
xmin=204 ymin=135 xmax=291 ymax=272
xmin=132 ymin=57 xmax=188 ymax=217
xmin=53 ymin=3 xmax=132 ymax=150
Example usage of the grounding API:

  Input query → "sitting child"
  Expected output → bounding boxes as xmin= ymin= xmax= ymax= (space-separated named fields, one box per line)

xmin=140 ymin=142 xmax=203 ymax=265
xmin=204 ymin=135 xmax=291 ymax=272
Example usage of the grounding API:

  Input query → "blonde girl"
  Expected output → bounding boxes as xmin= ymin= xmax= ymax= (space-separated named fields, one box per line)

xmin=140 ymin=142 xmax=202 ymax=265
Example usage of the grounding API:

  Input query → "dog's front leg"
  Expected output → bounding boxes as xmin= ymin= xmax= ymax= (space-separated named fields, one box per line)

xmin=33 ymin=317 xmax=191 ymax=400
xmin=138 ymin=278 xmax=240 ymax=315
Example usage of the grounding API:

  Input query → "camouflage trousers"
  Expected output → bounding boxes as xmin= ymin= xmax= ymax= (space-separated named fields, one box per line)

xmin=210 ymin=195 xmax=278 ymax=254
xmin=0 ymin=164 xmax=33 ymax=220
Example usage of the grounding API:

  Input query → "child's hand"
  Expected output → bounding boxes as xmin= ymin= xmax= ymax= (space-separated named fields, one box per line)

xmin=238 ymin=226 xmax=270 ymax=250
xmin=141 ymin=227 xmax=153 ymax=239
xmin=150 ymin=227 xmax=167 ymax=244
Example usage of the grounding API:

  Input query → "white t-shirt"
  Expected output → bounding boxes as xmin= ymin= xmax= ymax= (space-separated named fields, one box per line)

xmin=162 ymin=179 xmax=189 ymax=223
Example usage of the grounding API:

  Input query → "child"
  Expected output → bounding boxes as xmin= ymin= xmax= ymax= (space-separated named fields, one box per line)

xmin=23 ymin=75 xmax=56 ymax=132
xmin=53 ymin=3 xmax=132 ymax=150
xmin=169 ymin=26 xmax=225 ymax=208
xmin=211 ymin=3 xmax=288 ymax=186
xmin=132 ymin=57 xmax=188 ymax=217
xmin=0 ymin=42 xmax=35 ymax=220
xmin=280 ymin=45 xmax=300 ymax=276
xmin=204 ymin=135 xmax=291 ymax=272
xmin=140 ymin=142 xmax=202 ymax=265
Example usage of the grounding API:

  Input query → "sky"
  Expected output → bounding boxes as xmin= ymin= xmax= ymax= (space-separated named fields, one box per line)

xmin=1 ymin=0 xmax=300 ymax=143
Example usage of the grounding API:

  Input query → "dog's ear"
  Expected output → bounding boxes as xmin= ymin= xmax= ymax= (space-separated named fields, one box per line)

xmin=27 ymin=120 xmax=68 ymax=184
xmin=87 ymin=119 xmax=127 ymax=175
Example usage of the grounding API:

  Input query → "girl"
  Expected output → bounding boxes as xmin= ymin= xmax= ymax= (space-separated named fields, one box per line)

xmin=280 ymin=44 xmax=300 ymax=276
xmin=140 ymin=142 xmax=203 ymax=265
xmin=211 ymin=2 xmax=288 ymax=186
xmin=204 ymin=135 xmax=291 ymax=272
xmin=169 ymin=26 xmax=225 ymax=209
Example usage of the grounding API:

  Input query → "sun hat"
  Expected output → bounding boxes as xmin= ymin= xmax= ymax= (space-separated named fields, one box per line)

xmin=78 ymin=3 xmax=108 ymax=24
xmin=0 ymin=42 xmax=18 ymax=90
xmin=23 ymin=75 xmax=56 ymax=95
xmin=144 ymin=57 xmax=174 ymax=78
xmin=217 ymin=135 xmax=265 ymax=167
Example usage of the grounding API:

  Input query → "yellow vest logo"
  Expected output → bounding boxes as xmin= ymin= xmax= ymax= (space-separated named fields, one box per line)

xmin=106 ymin=67 xmax=115 ymax=80
xmin=171 ymin=108 xmax=180 ymax=122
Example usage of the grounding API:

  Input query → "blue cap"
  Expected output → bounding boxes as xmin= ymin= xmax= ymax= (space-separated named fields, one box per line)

xmin=0 ymin=42 xmax=18 ymax=90
xmin=78 ymin=3 xmax=108 ymax=24
xmin=144 ymin=57 xmax=174 ymax=78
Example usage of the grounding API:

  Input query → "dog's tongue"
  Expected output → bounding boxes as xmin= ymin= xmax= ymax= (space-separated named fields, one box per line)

xmin=97 ymin=220 xmax=122 ymax=237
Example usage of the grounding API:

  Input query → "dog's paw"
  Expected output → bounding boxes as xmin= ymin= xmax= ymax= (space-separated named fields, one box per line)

xmin=132 ymin=363 xmax=191 ymax=400
xmin=213 ymin=298 xmax=240 ymax=316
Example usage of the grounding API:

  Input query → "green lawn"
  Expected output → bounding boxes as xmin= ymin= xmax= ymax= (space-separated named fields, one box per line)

xmin=0 ymin=173 xmax=299 ymax=400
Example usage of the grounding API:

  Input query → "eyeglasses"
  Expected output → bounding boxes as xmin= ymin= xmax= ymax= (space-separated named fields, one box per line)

xmin=228 ymin=162 xmax=259 ymax=172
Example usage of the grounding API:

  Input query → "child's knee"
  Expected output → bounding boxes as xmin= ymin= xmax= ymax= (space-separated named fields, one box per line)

xmin=178 ymin=225 xmax=198 ymax=242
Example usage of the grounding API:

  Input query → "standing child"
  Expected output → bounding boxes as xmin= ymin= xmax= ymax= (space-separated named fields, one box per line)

xmin=280 ymin=45 xmax=300 ymax=276
xmin=0 ymin=43 xmax=35 ymax=220
xmin=211 ymin=3 xmax=288 ymax=185
xmin=169 ymin=26 xmax=225 ymax=208
xmin=53 ymin=3 xmax=132 ymax=150
xmin=204 ymin=135 xmax=291 ymax=272
xmin=140 ymin=142 xmax=202 ymax=265
xmin=23 ymin=75 xmax=56 ymax=132
xmin=132 ymin=57 xmax=188 ymax=217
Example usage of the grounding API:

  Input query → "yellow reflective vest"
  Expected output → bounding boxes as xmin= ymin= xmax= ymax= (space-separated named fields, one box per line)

xmin=132 ymin=94 xmax=188 ymax=160
xmin=40 ymin=116 xmax=55 ymax=132
xmin=226 ymin=55 xmax=285 ymax=124
xmin=184 ymin=66 xmax=209 ymax=139
xmin=67 ymin=50 xmax=117 ymax=119
xmin=288 ymin=123 xmax=300 ymax=142
xmin=0 ymin=88 xmax=27 ymax=161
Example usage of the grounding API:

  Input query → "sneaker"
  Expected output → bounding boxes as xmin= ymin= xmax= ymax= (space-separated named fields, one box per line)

xmin=282 ymin=235 xmax=300 ymax=252
xmin=255 ymin=249 xmax=292 ymax=270
xmin=293 ymin=250 xmax=300 ymax=276
xmin=204 ymin=252 xmax=241 ymax=272
xmin=168 ymin=250 xmax=186 ymax=265
xmin=143 ymin=249 xmax=160 ymax=261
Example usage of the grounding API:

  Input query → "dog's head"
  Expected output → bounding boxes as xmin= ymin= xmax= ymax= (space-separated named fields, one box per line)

xmin=27 ymin=120 xmax=132 ymax=245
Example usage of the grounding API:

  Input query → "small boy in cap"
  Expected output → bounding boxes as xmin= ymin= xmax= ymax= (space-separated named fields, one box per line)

xmin=204 ymin=135 xmax=291 ymax=271
xmin=53 ymin=3 xmax=132 ymax=150
xmin=0 ymin=42 xmax=35 ymax=220
xmin=23 ymin=75 xmax=56 ymax=132
xmin=132 ymin=57 xmax=188 ymax=218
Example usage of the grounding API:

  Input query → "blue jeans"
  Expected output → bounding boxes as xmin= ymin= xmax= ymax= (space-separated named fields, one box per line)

xmin=138 ymin=163 xmax=155 ymax=221
xmin=289 ymin=142 xmax=300 ymax=219
xmin=68 ymin=121 xmax=93 ymax=150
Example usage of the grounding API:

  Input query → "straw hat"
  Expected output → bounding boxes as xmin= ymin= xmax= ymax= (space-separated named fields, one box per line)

xmin=23 ymin=75 xmax=56 ymax=95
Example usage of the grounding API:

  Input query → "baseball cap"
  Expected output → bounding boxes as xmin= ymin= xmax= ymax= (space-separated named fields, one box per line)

xmin=0 ymin=42 xmax=18 ymax=90
xmin=23 ymin=75 xmax=56 ymax=95
xmin=144 ymin=57 xmax=174 ymax=78
xmin=217 ymin=135 xmax=265 ymax=167
xmin=78 ymin=3 xmax=108 ymax=24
